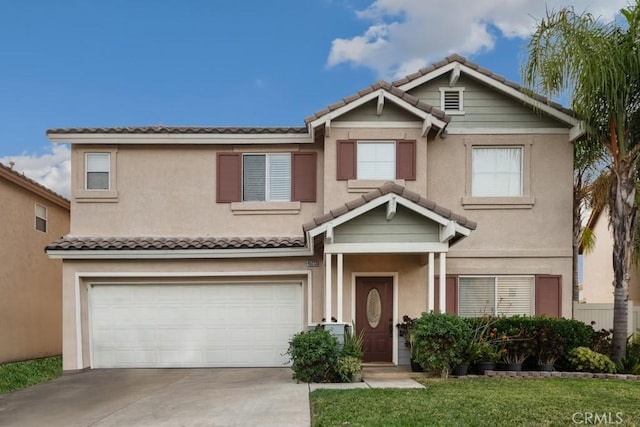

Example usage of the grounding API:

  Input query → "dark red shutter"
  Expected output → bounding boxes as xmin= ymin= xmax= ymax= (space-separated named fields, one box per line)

xmin=337 ymin=140 xmax=356 ymax=180
xmin=292 ymin=152 xmax=317 ymax=202
xmin=535 ymin=275 xmax=562 ymax=317
xmin=217 ymin=153 xmax=241 ymax=203
xmin=396 ymin=140 xmax=416 ymax=180
xmin=434 ymin=275 xmax=458 ymax=314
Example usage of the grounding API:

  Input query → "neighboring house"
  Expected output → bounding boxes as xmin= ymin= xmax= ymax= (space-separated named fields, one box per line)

xmin=581 ymin=207 xmax=640 ymax=304
xmin=46 ymin=54 xmax=583 ymax=372
xmin=0 ymin=162 xmax=70 ymax=363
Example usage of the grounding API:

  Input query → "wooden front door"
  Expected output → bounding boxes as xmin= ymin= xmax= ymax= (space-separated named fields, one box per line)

xmin=355 ymin=277 xmax=393 ymax=363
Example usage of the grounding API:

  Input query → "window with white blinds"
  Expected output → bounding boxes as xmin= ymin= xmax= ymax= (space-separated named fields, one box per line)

xmin=458 ymin=276 xmax=534 ymax=317
xmin=86 ymin=153 xmax=111 ymax=190
xmin=35 ymin=204 xmax=47 ymax=232
xmin=472 ymin=147 xmax=523 ymax=197
xmin=242 ymin=153 xmax=291 ymax=202
xmin=357 ymin=141 xmax=395 ymax=180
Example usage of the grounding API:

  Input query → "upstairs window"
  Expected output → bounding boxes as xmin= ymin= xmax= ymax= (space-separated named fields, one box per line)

xmin=357 ymin=141 xmax=395 ymax=180
xmin=472 ymin=146 xmax=522 ymax=197
xmin=337 ymin=139 xmax=416 ymax=181
xmin=439 ymin=87 xmax=465 ymax=115
xmin=242 ymin=153 xmax=291 ymax=202
xmin=35 ymin=204 xmax=47 ymax=232
xmin=86 ymin=153 xmax=110 ymax=190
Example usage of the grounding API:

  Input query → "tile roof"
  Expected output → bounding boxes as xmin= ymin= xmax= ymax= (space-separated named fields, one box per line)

xmin=46 ymin=236 xmax=306 ymax=251
xmin=304 ymin=80 xmax=450 ymax=125
xmin=302 ymin=182 xmax=477 ymax=232
xmin=392 ymin=54 xmax=574 ymax=116
xmin=46 ymin=126 xmax=308 ymax=135
xmin=0 ymin=161 xmax=70 ymax=209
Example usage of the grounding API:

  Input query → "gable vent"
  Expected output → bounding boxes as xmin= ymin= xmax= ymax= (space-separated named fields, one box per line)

xmin=443 ymin=91 xmax=461 ymax=111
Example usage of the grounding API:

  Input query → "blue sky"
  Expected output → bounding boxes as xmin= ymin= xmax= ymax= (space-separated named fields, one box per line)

xmin=0 ymin=0 xmax=627 ymax=196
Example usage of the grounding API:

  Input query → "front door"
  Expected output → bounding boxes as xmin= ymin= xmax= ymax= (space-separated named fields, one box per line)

xmin=355 ymin=277 xmax=393 ymax=363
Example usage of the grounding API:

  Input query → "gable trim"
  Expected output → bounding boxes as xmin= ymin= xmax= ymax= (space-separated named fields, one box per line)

xmin=307 ymin=88 xmax=448 ymax=131
xmin=306 ymin=193 xmax=473 ymax=241
xmin=396 ymin=62 xmax=583 ymax=139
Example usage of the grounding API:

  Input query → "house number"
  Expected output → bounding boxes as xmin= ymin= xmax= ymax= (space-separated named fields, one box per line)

xmin=306 ymin=259 xmax=319 ymax=267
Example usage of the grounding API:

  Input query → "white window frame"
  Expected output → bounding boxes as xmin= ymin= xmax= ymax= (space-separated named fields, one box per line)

xmin=242 ymin=153 xmax=291 ymax=202
xmin=471 ymin=146 xmax=523 ymax=197
xmin=35 ymin=203 xmax=47 ymax=233
xmin=439 ymin=87 xmax=465 ymax=115
xmin=356 ymin=140 xmax=396 ymax=180
xmin=458 ymin=275 xmax=535 ymax=317
xmin=85 ymin=153 xmax=111 ymax=191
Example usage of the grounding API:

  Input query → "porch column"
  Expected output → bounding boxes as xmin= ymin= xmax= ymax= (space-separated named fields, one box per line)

xmin=428 ymin=252 xmax=435 ymax=311
xmin=439 ymin=252 xmax=446 ymax=313
xmin=325 ymin=253 xmax=332 ymax=322
xmin=336 ymin=253 xmax=344 ymax=323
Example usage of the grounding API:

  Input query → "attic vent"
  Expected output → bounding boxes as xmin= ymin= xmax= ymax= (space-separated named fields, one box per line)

xmin=444 ymin=91 xmax=460 ymax=110
xmin=439 ymin=87 xmax=465 ymax=115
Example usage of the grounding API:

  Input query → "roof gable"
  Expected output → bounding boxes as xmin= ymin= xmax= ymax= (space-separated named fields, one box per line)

xmin=393 ymin=54 xmax=583 ymax=139
xmin=304 ymin=182 xmax=475 ymax=246
xmin=0 ymin=162 xmax=70 ymax=209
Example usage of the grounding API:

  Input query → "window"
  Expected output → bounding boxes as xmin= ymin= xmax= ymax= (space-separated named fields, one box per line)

xmin=357 ymin=141 xmax=395 ymax=180
xmin=86 ymin=153 xmax=110 ymax=190
xmin=336 ymin=139 xmax=416 ymax=181
xmin=35 ymin=204 xmax=47 ymax=232
xmin=243 ymin=153 xmax=291 ymax=202
xmin=472 ymin=147 xmax=522 ymax=197
xmin=439 ymin=87 xmax=465 ymax=115
xmin=458 ymin=276 xmax=534 ymax=317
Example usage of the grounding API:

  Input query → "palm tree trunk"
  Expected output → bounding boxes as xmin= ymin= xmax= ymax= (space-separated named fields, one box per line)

xmin=609 ymin=157 xmax=638 ymax=362
xmin=572 ymin=185 xmax=582 ymax=306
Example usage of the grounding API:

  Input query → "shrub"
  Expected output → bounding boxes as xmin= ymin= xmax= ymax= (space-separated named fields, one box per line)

xmin=335 ymin=355 xmax=362 ymax=382
xmin=617 ymin=332 xmax=640 ymax=375
xmin=286 ymin=328 xmax=339 ymax=383
xmin=568 ymin=347 xmax=616 ymax=373
xmin=411 ymin=312 xmax=471 ymax=376
xmin=342 ymin=325 xmax=364 ymax=360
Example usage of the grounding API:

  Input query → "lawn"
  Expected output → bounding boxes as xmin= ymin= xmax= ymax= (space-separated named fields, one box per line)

xmin=311 ymin=378 xmax=640 ymax=427
xmin=0 ymin=356 xmax=62 ymax=394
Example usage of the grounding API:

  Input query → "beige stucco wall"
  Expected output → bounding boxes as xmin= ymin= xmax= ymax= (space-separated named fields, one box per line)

xmin=0 ymin=177 xmax=69 ymax=363
xmin=70 ymin=144 xmax=324 ymax=237
xmin=582 ymin=208 xmax=640 ymax=303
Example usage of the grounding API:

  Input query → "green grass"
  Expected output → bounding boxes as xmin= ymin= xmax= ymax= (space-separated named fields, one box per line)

xmin=311 ymin=378 xmax=640 ymax=426
xmin=0 ymin=356 xmax=62 ymax=394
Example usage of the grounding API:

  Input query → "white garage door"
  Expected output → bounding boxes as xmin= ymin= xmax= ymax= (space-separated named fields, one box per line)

xmin=89 ymin=283 xmax=303 ymax=368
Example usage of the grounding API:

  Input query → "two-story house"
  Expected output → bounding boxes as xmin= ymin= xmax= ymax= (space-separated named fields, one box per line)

xmin=46 ymin=55 xmax=582 ymax=372
xmin=1 ymin=161 xmax=69 ymax=363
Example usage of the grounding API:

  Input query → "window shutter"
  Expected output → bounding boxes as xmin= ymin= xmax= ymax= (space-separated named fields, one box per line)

xmin=267 ymin=154 xmax=291 ymax=201
xmin=292 ymin=152 xmax=317 ymax=202
xmin=396 ymin=140 xmax=416 ymax=180
xmin=497 ymin=277 xmax=534 ymax=316
xmin=217 ymin=153 xmax=241 ymax=203
xmin=337 ymin=140 xmax=356 ymax=180
xmin=535 ymin=275 xmax=562 ymax=317
xmin=434 ymin=275 xmax=458 ymax=314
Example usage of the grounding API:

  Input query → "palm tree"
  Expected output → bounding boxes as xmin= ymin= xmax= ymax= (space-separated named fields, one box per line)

xmin=523 ymin=4 xmax=640 ymax=361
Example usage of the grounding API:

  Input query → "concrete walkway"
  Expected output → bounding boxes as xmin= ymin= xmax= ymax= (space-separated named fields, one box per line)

xmin=309 ymin=378 xmax=424 ymax=391
xmin=0 ymin=368 xmax=310 ymax=427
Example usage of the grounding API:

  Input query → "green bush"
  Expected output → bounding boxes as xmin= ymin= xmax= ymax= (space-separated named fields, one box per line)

xmin=341 ymin=325 xmax=364 ymax=360
xmin=568 ymin=347 xmax=616 ymax=373
xmin=617 ymin=332 xmax=640 ymax=375
xmin=335 ymin=355 xmax=362 ymax=382
xmin=411 ymin=312 xmax=471 ymax=376
xmin=286 ymin=328 xmax=339 ymax=383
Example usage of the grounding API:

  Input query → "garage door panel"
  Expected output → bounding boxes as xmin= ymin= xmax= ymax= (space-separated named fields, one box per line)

xmin=90 ymin=283 xmax=303 ymax=368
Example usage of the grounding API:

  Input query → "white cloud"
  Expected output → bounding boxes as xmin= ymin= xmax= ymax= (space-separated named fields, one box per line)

xmin=0 ymin=145 xmax=71 ymax=199
xmin=328 ymin=0 xmax=628 ymax=79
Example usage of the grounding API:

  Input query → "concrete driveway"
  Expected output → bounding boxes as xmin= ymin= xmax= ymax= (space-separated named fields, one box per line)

xmin=0 ymin=368 xmax=310 ymax=427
